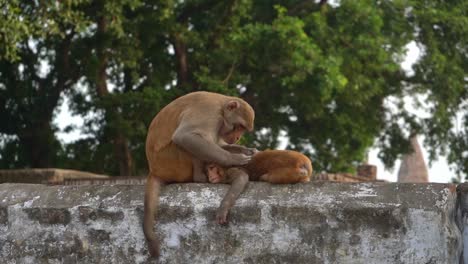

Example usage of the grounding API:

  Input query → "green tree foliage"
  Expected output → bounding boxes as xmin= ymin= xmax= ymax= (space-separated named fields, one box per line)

xmin=0 ymin=0 xmax=466 ymax=178
xmin=0 ymin=0 xmax=91 ymax=168
xmin=408 ymin=0 xmax=468 ymax=176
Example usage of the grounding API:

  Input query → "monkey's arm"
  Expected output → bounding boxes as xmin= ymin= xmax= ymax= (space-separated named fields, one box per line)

xmin=221 ymin=144 xmax=259 ymax=156
xmin=216 ymin=167 xmax=249 ymax=225
xmin=173 ymin=125 xmax=251 ymax=166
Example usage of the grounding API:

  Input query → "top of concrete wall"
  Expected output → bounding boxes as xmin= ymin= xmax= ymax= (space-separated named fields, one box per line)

xmin=0 ymin=168 xmax=109 ymax=184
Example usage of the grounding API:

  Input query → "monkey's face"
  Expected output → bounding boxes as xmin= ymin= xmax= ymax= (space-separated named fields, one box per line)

xmin=223 ymin=100 xmax=250 ymax=129
xmin=221 ymin=100 xmax=253 ymax=144
xmin=222 ymin=125 xmax=245 ymax=144
xmin=206 ymin=164 xmax=225 ymax=183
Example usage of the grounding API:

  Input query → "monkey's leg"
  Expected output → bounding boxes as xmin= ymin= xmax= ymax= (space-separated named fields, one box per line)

xmin=143 ymin=175 xmax=162 ymax=258
xmin=260 ymin=167 xmax=305 ymax=184
xmin=216 ymin=167 xmax=249 ymax=225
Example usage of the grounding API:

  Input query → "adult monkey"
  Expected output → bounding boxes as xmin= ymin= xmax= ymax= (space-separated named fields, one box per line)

xmin=144 ymin=91 xmax=255 ymax=257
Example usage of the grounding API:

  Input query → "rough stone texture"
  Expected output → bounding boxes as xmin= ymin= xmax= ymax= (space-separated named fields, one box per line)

xmin=397 ymin=136 xmax=429 ymax=183
xmin=456 ymin=183 xmax=468 ymax=264
xmin=314 ymin=173 xmax=380 ymax=182
xmin=0 ymin=182 xmax=461 ymax=264
xmin=0 ymin=169 xmax=109 ymax=184
xmin=63 ymin=176 xmax=146 ymax=186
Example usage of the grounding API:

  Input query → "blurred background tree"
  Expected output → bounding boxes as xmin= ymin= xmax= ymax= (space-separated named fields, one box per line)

xmin=0 ymin=0 xmax=466 ymax=178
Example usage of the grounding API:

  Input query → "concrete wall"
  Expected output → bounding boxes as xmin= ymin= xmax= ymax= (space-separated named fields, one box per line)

xmin=457 ymin=184 xmax=468 ymax=264
xmin=0 ymin=182 xmax=462 ymax=264
xmin=0 ymin=169 xmax=110 ymax=185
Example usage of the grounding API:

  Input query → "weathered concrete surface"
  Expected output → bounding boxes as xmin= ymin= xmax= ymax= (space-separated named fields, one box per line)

xmin=315 ymin=173 xmax=379 ymax=182
xmin=456 ymin=183 xmax=468 ymax=264
xmin=0 ymin=182 xmax=461 ymax=264
xmin=0 ymin=169 xmax=109 ymax=184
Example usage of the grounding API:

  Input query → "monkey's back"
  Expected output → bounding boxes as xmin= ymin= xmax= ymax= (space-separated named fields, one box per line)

xmin=145 ymin=91 xmax=232 ymax=182
xmin=146 ymin=92 xmax=228 ymax=155
xmin=246 ymin=150 xmax=312 ymax=180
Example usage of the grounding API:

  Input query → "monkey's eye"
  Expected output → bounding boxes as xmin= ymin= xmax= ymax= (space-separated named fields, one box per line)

xmin=233 ymin=125 xmax=245 ymax=132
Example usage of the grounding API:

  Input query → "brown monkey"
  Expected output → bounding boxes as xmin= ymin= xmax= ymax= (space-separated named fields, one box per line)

xmin=203 ymin=150 xmax=312 ymax=224
xmin=144 ymin=91 xmax=255 ymax=258
xmin=205 ymin=149 xmax=312 ymax=184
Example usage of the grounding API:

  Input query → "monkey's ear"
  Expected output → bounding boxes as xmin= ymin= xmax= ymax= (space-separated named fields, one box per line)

xmin=226 ymin=101 xmax=240 ymax=111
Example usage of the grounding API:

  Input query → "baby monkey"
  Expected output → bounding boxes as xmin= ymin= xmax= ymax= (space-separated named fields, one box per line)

xmin=205 ymin=149 xmax=312 ymax=184
xmin=201 ymin=149 xmax=312 ymax=224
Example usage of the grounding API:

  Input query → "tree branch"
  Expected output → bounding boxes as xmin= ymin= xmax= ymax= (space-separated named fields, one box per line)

xmin=222 ymin=62 xmax=236 ymax=85
xmin=172 ymin=33 xmax=189 ymax=88
xmin=176 ymin=0 xmax=220 ymax=23
xmin=208 ymin=0 xmax=236 ymax=49
xmin=288 ymin=1 xmax=321 ymax=16
xmin=96 ymin=15 xmax=109 ymax=97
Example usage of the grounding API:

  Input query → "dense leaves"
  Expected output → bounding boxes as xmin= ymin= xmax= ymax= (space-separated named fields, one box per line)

xmin=0 ymin=0 xmax=466 ymax=178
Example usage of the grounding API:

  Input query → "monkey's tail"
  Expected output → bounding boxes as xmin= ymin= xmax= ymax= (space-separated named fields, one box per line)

xmin=143 ymin=175 xmax=161 ymax=258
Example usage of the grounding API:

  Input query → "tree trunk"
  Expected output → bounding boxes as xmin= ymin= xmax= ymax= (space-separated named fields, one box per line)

xmin=96 ymin=14 xmax=133 ymax=176
xmin=172 ymin=33 xmax=190 ymax=89
xmin=114 ymin=134 xmax=133 ymax=176
xmin=19 ymin=121 xmax=54 ymax=168
xmin=9 ymin=32 xmax=75 ymax=168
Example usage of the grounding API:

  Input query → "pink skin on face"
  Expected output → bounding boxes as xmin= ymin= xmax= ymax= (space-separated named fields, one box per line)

xmin=206 ymin=164 xmax=224 ymax=183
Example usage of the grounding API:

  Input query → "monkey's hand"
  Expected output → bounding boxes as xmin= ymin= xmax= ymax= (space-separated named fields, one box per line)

xmin=245 ymin=147 xmax=259 ymax=156
xmin=216 ymin=209 xmax=229 ymax=225
xmin=224 ymin=153 xmax=251 ymax=166
xmin=216 ymin=167 xmax=249 ymax=225
xmin=222 ymin=144 xmax=258 ymax=156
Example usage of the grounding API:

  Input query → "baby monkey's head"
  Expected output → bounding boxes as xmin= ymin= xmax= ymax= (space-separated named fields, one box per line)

xmin=205 ymin=163 xmax=226 ymax=183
